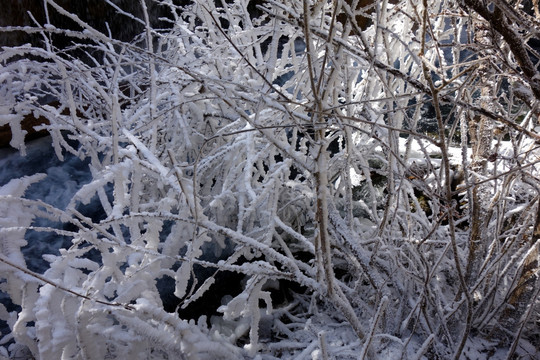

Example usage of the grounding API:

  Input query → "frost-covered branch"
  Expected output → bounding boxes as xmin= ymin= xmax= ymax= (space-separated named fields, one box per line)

xmin=1 ymin=0 xmax=539 ymax=359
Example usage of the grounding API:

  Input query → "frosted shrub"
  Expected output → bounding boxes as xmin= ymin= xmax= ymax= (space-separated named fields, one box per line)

xmin=1 ymin=0 xmax=539 ymax=359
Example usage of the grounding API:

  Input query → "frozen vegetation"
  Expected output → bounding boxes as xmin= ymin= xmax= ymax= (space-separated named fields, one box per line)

xmin=0 ymin=0 xmax=539 ymax=359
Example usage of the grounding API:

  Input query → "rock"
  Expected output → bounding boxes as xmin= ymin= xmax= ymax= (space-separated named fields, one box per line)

xmin=0 ymin=111 xmax=49 ymax=148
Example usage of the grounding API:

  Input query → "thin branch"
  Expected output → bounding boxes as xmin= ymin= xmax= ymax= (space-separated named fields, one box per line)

xmin=0 ymin=254 xmax=134 ymax=310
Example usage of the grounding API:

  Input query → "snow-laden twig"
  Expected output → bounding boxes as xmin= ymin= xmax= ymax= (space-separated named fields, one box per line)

xmin=359 ymin=296 xmax=388 ymax=359
xmin=0 ymin=254 xmax=134 ymax=310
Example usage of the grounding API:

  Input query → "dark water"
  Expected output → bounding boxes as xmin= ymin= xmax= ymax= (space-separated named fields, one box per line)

xmin=0 ymin=136 xmax=92 ymax=273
